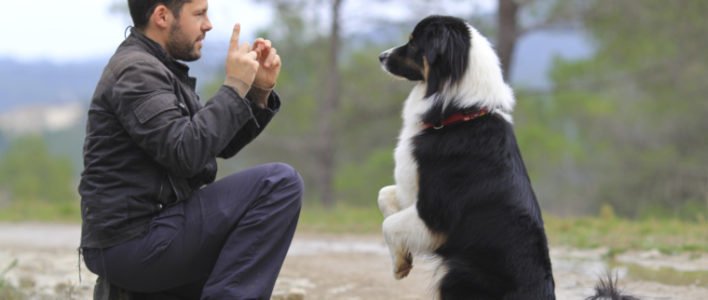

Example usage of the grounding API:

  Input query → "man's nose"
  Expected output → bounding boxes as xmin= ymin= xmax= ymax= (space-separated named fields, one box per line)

xmin=204 ymin=17 xmax=213 ymax=32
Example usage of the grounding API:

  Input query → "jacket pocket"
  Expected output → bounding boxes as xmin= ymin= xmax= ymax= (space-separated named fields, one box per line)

xmin=133 ymin=93 xmax=179 ymax=124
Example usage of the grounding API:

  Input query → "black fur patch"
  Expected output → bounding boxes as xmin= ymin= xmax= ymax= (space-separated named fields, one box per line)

xmin=381 ymin=15 xmax=471 ymax=98
xmin=411 ymin=16 xmax=471 ymax=98
xmin=413 ymin=114 xmax=555 ymax=299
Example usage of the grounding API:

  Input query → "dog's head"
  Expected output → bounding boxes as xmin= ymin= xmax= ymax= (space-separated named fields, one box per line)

xmin=379 ymin=15 xmax=470 ymax=98
xmin=379 ymin=15 xmax=514 ymax=117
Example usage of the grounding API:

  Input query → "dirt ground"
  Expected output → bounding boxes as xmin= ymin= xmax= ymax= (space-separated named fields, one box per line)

xmin=0 ymin=223 xmax=706 ymax=299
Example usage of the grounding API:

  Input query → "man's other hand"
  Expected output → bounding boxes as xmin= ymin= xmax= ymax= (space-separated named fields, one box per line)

xmin=252 ymin=38 xmax=281 ymax=90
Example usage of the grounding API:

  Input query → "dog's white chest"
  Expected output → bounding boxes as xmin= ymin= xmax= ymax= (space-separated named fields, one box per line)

xmin=393 ymin=137 xmax=418 ymax=209
xmin=393 ymin=85 xmax=431 ymax=209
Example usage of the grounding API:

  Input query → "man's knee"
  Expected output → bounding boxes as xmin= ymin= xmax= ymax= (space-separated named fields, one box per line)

xmin=266 ymin=162 xmax=304 ymax=199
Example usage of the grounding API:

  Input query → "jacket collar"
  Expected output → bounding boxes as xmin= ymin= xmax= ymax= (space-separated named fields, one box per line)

xmin=127 ymin=28 xmax=197 ymax=88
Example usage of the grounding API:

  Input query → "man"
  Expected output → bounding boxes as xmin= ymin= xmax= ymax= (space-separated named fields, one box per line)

xmin=79 ymin=0 xmax=303 ymax=298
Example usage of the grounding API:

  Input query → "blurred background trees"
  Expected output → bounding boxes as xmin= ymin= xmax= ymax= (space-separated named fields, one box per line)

xmin=1 ymin=0 xmax=705 ymax=220
xmin=227 ymin=0 xmax=707 ymax=219
xmin=541 ymin=0 xmax=708 ymax=218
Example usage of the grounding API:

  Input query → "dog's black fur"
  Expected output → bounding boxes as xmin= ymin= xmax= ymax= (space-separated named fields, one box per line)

xmin=416 ymin=117 xmax=555 ymax=299
xmin=379 ymin=16 xmax=637 ymax=300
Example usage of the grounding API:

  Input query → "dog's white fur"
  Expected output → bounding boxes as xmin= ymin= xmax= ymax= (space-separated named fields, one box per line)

xmin=378 ymin=23 xmax=516 ymax=280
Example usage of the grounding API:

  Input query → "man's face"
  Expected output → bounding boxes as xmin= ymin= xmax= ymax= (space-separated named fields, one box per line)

xmin=166 ymin=0 xmax=212 ymax=61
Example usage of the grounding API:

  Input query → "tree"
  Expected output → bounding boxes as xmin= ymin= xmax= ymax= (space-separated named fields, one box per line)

xmin=496 ymin=0 xmax=520 ymax=81
xmin=315 ymin=0 xmax=344 ymax=208
xmin=495 ymin=0 xmax=583 ymax=81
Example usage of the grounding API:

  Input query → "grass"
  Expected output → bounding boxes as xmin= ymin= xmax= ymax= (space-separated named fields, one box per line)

xmin=614 ymin=261 xmax=708 ymax=287
xmin=0 ymin=200 xmax=80 ymax=223
xmin=544 ymin=215 xmax=708 ymax=255
xmin=297 ymin=203 xmax=708 ymax=255
xmin=0 ymin=199 xmax=705 ymax=255
xmin=297 ymin=203 xmax=384 ymax=234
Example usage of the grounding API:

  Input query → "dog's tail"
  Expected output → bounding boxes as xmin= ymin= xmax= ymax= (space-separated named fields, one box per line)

xmin=586 ymin=272 xmax=639 ymax=300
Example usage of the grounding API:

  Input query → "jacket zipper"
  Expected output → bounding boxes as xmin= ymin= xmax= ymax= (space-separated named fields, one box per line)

xmin=157 ymin=174 xmax=165 ymax=209
xmin=168 ymin=175 xmax=182 ymax=203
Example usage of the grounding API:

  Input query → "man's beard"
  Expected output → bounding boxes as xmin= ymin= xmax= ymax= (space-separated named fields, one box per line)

xmin=166 ymin=23 xmax=202 ymax=62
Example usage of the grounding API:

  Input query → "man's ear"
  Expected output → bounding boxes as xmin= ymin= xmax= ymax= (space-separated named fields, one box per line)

xmin=150 ymin=5 xmax=173 ymax=30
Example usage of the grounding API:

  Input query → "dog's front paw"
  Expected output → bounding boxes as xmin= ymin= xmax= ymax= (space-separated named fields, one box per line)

xmin=383 ymin=214 xmax=415 ymax=280
xmin=393 ymin=251 xmax=413 ymax=279
xmin=378 ymin=185 xmax=400 ymax=218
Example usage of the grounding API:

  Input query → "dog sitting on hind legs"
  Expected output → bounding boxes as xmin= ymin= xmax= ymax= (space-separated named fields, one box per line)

xmin=376 ymin=15 xmax=637 ymax=300
xmin=376 ymin=14 xmax=554 ymax=299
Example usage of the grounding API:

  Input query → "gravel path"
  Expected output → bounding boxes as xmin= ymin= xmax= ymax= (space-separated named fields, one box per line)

xmin=0 ymin=223 xmax=706 ymax=299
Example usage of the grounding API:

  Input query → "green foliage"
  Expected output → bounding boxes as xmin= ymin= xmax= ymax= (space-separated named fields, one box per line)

xmin=335 ymin=148 xmax=394 ymax=206
xmin=0 ymin=132 xmax=7 ymax=153
xmin=513 ymin=0 xmax=708 ymax=218
xmin=0 ymin=136 xmax=75 ymax=203
xmin=0 ymin=136 xmax=79 ymax=221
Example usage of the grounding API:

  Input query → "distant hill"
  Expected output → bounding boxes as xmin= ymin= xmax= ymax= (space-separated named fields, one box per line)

xmin=0 ymin=42 xmax=226 ymax=114
xmin=0 ymin=58 xmax=102 ymax=113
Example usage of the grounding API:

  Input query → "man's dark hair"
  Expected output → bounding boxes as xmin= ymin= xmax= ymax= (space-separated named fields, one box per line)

xmin=128 ymin=0 xmax=191 ymax=29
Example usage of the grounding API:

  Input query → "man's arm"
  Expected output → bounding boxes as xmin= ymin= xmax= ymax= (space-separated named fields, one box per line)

xmin=218 ymin=32 xmax=284 ymax=159
xmin=113 ymin=59 xmax=257 ymax=178
xmin=218 ymin=86 xmax=280 ymax=159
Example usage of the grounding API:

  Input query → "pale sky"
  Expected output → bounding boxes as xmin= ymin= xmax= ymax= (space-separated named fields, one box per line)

xmin=0 ymin=0 xmax=273 ymax=62
xmin=0 ymin=0 xmax=495 ymax=63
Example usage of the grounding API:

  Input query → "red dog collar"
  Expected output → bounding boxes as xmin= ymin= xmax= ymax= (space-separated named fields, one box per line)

xmin=422 ymin=108 xmax=490 ymax=130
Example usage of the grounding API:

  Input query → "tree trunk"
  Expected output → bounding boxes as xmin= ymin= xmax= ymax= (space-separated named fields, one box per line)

xmin=315 ymin=0 xmax=343 ymax=209
xmin=497 ymin=0 xmax=520 ymax=81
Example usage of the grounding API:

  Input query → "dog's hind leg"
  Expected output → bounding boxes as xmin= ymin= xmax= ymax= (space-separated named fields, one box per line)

xmin=382 ymin=205 xmax=445 ymax=279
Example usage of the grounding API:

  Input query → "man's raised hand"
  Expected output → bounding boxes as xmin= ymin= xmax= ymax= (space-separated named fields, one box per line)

xmin=224 ymin=24 xmax=259 ymax=97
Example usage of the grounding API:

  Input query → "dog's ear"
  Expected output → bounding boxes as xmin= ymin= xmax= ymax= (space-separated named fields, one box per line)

xmin=424 ymin=30 xmax=449 ymax=67
xmin=423 ymin=25 xmax=470 ymax=98
xmin=424 ymin=35 xmax=448 ymax=98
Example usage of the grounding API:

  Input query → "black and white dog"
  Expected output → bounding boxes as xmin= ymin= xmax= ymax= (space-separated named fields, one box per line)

xmin=377 ymin=15 xmax=638 ymax=300
xmin=377 ymin=15 xmax=555 ymax=299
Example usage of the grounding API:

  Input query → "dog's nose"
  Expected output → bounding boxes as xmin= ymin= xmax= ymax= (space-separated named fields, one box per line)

xmin=378 ymin=53 xmax=388 ymax=63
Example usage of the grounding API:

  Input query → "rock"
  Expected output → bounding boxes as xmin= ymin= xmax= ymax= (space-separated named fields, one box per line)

xmin=286 ymin=288 xmax=306 ymax=300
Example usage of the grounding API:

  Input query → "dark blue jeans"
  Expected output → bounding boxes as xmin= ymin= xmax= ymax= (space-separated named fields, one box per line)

xmin=84 ymin=163 xmax=303 ymax=299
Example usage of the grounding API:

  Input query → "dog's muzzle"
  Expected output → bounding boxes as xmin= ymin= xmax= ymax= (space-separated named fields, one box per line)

xmin=379 ymin=51 xmax=390 ymax=64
